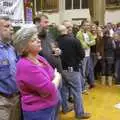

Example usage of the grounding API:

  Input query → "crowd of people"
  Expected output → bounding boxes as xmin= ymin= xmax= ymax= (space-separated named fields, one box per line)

xmin=0 ymin=14 xmax=120 ymax=120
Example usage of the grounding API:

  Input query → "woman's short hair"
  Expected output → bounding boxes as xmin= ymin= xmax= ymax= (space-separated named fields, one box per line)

xmin=13 ymin=24 xmax=38 ymax=56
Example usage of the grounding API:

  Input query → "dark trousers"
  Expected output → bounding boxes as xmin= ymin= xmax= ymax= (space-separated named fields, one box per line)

xmin=101 ymin=57 xmax=114 ymax=76
xmin=115 ymin=59 xmax=120 ymax=84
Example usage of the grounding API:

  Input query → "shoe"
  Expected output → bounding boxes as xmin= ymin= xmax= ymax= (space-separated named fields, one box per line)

xmin=62 ymin=104 xmax=74 ymax=114
xmin=115 ymin=84 xmax=120 ymax=87
xmin=76 ymin=113 xmax=91 ymax=119
xmin=107 ymin=76 xmax=113 ymax=86
xmin=89 ymin=84 xmax=95 ymax=89
xmin=82 ymin=90 xmax=88 ymax=95
xmin=101 ymin=76 xmax=106 ymax=85
xmin=115 ymin=82 xmax=120 ymax=85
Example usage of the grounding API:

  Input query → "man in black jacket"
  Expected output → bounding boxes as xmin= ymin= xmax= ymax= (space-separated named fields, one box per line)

xmin=57 ymin=25 xmax=91 ymax=119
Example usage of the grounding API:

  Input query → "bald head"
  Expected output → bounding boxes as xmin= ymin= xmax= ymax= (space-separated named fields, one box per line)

xmin=57 ymin=25 xmax=67 ymax=35
xmin=63 ymin=20 xmax=73 ymax=34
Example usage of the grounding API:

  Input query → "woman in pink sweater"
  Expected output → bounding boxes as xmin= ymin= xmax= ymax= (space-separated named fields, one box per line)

xmin=14 ymin=24 xmax=61 ymax=120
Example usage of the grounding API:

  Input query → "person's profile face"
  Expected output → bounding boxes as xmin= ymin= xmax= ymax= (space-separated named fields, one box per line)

xmin=40 ymin=17 xmax=49 ymax=30
xmin=0 ymin=19 xmax=13 ymax=41
xmin=26 ymin=34 xmax=42 ymax=54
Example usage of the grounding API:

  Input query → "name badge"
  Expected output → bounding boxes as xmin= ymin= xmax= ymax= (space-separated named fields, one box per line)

xmin=0 ymin=59 xmax=9 ymax=65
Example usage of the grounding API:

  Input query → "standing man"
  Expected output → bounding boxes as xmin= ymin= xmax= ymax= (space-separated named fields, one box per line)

xmin=0 ymin=15 xmax=21 ymax=120
xmin=33 ymin=14 xmax=63 ymax=74
xmin=76 ymin=21 xmax=95 ymax=90
xmin=63 ymin=20 xmax=73 ymax=37
xmin=57 ymin=25 xmax=90 ymax=119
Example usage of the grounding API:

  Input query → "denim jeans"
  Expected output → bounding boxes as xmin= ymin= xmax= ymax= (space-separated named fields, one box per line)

xmin=81 ymin=56 xmax=94 ymax=90
xmin=79 ymin=63 xmax=85 ymax=91
xmin=61 ymin=71 xmax=84 ymax=116
xmin=91 ymin=53 xmax=97 ymax=68
xmin=115 ymin=59 xmax=120 ymax=84
xmin=23 ymin=104 xmax=58 ymax=120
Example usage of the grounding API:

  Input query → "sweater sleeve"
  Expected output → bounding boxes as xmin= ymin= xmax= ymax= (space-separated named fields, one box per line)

xmin=88 ymin=32 xmax=96 ymax=46
xmin=17 ymin=63 xmax=57 ymax=97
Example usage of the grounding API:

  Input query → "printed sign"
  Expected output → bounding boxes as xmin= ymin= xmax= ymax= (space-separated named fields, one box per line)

xmin=0 ymin=0 xmax=24 ymax=25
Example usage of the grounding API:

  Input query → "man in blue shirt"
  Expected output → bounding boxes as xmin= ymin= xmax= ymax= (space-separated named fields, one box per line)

xmin=0 ymin=15 xmax=21 ymax=120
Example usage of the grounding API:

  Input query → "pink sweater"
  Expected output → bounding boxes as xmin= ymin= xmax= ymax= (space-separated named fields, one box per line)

xmin=16 ymin=56 xmax=59 ymax=111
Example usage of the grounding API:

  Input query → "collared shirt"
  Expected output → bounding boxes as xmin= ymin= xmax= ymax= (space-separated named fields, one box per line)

xmin=83 ymin=33 xmax=91 ymax=57
xmin=0 ymin=41 xmax=18 ymax=95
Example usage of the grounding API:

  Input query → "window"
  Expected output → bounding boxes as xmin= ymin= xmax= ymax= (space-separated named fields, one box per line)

xmin=82 ymin=0 xmax=88 ymax=9
xmin=36 ymin=0 xmax=41 ymax=11
xmin=73 ymin=0 xmax=80 ymax=9
xmin=35 ymin=0 xmax=59 ymax=11
xmin=43 ymin=0 xmax=58 ymax=10
xmin=65 ymin=0 xmax=88 ymax=10
xmin=106 ymin=0 xmax=120 ymax=5
xmin=65 ymin=0 xmax=72 ymax=9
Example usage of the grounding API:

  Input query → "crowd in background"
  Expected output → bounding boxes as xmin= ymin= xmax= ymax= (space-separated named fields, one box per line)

xmin=0 ymin=14 xmax=120 ymax=120
xmin=49 ymin=20 xmax=120 ymax=86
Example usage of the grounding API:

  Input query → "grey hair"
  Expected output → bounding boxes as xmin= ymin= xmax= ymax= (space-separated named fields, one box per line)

xmin=13 ymin=24 xmax=38 ymax=56
xmin=0 ymin=15 xmax=10 ymax=21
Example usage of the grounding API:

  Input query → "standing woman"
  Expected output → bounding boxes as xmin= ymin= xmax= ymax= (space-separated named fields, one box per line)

xmin=101 ymin=30 xmax=115 ymax=86
xmin=90 ymin=24 xmax=97 ymax=68
xmin=95 ymin=26 xmax=104 ymax=79
xmin=13 ymin=24 xmax=61 ymax=120
xmin=113 ymin=32 xmax=120 ymax=84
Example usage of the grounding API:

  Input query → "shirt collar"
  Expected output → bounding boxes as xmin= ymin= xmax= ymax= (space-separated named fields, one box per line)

xmin=0 ymin=40 xmax=11 ymax=48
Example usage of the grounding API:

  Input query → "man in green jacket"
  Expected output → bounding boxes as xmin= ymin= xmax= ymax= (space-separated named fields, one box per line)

xmin=76 ymin=20 xmax=96 ymax=91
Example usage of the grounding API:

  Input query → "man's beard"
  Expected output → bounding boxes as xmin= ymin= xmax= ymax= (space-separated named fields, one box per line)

xmin=2 ymin=37 xmax=12 ymax=44
xmin=38 ymin=28 xmax=47 ymax=39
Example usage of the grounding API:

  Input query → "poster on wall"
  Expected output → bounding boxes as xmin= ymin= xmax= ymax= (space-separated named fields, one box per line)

xmin=24 ymin=0 xmax=33 ymax=24
xmin=25 ymin=7 xmax=33 ymax=24
xmin=0 ymin=0 xmax=24 ymax=26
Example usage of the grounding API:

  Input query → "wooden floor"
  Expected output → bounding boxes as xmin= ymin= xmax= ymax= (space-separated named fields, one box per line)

xmin=60 ymin=82 xmax=120 ymax=120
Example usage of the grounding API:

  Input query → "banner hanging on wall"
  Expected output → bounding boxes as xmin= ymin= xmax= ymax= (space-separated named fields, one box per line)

xmin=0 ymin=0 xmax=24 ymax=25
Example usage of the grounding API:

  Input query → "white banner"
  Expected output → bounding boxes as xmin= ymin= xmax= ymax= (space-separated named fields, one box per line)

xmin=0 ymin=0 xmax=24 ymax=25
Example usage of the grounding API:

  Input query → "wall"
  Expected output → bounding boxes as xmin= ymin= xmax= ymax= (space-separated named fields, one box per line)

xmin=105 ymin=9 xmax=120 ymax=24
xmin=62 ymin=9 xmax=91 ymax=24
xmin=45 ymin=12 xmax=60 ymax=25
xmin=46 ymin=9 xmax=90 ymax=25
xmin=45 ymin=9 xmax=120 ymax=25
